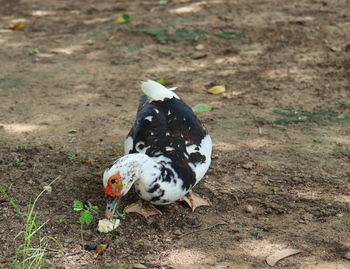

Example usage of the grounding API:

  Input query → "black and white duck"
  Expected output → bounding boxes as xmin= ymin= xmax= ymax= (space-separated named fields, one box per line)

xmin=103 ymin=80 xmax=212 ymax=218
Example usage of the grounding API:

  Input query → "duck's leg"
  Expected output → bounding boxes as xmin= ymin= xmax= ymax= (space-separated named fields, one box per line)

xmin=179 ymin=191 xmax=212 ymax=212
xmin=124 ymin=200 xmax=162 ymax=217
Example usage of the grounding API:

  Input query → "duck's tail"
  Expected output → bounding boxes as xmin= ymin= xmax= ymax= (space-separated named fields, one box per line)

xmin=141 ymin=80 xmax=179 ymax=101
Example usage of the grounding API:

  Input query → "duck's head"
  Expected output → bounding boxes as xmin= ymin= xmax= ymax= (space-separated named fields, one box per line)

xmin=103 ymin=164 xmax=135 ymax=219
xmin=102 ymin=153 xmax=155 ymax=219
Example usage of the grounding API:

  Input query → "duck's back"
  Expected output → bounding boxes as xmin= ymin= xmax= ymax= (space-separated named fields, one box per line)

xmin=125 ymin=81 xmax=211 ymax=191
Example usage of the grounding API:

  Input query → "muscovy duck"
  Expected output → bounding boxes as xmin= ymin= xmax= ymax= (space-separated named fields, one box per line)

xmin=103 ymin=80 xmax=212 ymax=218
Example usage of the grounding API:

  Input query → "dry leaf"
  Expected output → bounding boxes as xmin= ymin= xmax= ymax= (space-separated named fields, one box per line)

xmin=10 ymin=22 xmax=25 ymax=31
xmin=192 ymin=104 xmax=212 ymax=113
xmin=116 ymin=14 xmax=131 ymax=24
xmin=208 ymin=85 xmax=226 ymax=94
xmin=95 ymin=244 xmax=108 ymax=254
xmin=266 ymin=249 xmax=302 ymax=266
xmin=0 ymin=261 xmax=8 ymax=267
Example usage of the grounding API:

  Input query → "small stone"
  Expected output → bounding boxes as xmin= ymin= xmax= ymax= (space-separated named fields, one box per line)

xmin=245 ymin=205 xmax=254 ymax=213
xmin=195 ymin=44 xmax=204 ymax=50
xmin=242 ymin=162 xmax=254 ymax=169
xmin=174 ymin=229 xmax=182 ymax=236
xmin=132 ymin=263 xmax=147 ymax=269
xmin=292 ymin=177 xmax=303 ymax=183
xmin=204 ymin=257 xmax=217 ymax=265
xmin=191 ymin=52 xmax=207 ymax=59
xmin=343 ymin=252 xmax=350 ymax=260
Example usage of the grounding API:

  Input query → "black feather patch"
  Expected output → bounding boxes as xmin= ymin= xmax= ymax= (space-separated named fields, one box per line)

xmin=127 ymin=96 xmax=207 ymax=190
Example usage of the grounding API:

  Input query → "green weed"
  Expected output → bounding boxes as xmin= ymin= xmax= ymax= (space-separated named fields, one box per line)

xmin=249 ymin=231 xmax=260 ymax=238
xmin=273 ymin=108 xmax=350 ymax=125
xmin=334 ymin=145 xmax=350 ymax=157
xmin=0 ymin=176 xmax=63 ymax=268
xmin=128 ymin=44 xmax=143 ymax=52
xmin=28 ymin=48 xmax=40 ymax=56
xmin=0 ymin=77 xmax=23 ymax=89
xmin=20 ymin=143 xmax=28 ymax=149
xmin=68 ymin=154 xmax=77 ymax=161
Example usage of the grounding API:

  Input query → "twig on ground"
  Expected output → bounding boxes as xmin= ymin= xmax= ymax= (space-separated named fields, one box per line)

xmin=176 ymin=221 xmax=227 ymax=239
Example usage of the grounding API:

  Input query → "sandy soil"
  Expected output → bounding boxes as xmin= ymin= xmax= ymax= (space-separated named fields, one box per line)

xmin=0 ymin=0 xmax=349 ymax=268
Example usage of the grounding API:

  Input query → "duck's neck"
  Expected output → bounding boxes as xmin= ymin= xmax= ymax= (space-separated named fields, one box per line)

xmin=112 ymin=153 xmax=161 ymax=195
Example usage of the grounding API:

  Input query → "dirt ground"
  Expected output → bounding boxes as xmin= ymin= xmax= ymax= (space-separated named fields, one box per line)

xmin=0 ymin=0 xmax=350 ymax=268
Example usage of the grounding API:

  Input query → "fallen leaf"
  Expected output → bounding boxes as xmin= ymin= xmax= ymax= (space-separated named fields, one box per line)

xmin=266 ymin=249 xmax=302 ymax=266
xmin=208 ymin=85 xmax=226 ymax=95
xmin=84 ymin=159 xmax=93 ymax=165
xmin=28 ymin=48 xmax=40 ymax=55
xmin=95 ymin=244 xmax=108 ymax=254
xmin=156 ymin=78 xmax=167 ymax=85
xmin=68 ymin=129 xmax=77 ymax=133
xmin=192 ymin=104 xmax=212 ymax=113
xmin=0 ymin=261 xmax=8 ymax=267
xmin=116 ymin=14 xmax=131 ymax=24
xmin=10 ymin=22 xmax=25 ymax=31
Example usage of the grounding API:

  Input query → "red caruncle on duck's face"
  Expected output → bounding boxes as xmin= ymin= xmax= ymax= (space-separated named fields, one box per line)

xmin=103 ymin=172 xmax=124 ymax=197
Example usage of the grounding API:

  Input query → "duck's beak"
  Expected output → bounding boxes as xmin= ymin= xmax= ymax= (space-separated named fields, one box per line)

xmin=105 ymin=195 xmax=120 ymax=220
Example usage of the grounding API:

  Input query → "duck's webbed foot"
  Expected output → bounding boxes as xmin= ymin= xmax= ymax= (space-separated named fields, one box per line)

xmin=124 ymin=200 xmax=162 ymax=217
xmin=179 ymin=190 xmax=212 ymax=212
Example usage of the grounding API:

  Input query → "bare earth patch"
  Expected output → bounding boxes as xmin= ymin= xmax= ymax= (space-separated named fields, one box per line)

xmin=0 ymin=0 xmax=349 ymax=268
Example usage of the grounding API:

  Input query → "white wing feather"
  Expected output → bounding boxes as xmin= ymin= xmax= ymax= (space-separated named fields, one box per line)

xmin=141 ymin=80 xmax=179 ymax=101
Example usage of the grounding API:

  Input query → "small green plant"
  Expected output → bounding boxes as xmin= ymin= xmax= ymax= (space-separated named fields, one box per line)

xmin=128 ymin=44 xmax=143 ymax=52
xmin=334 ymin=144 xmax=350 ymax=157
xmin=272 ymin=188 xmax=279 ymax=195
xmin=20 ymin=143 xmax=28 ymax=149
xmin=250 ymin=230 xmax=260 ymax=238
xmin=0 ymin=176 xmax=63 ymax=268
xmin=58 ymin=218 xmax=66 ymax=223
xmin=68 ymin=154 xmax=77 ymax=161
xmin=73 ymin=201 xmax=99 ymax=246
xmin=28 ymin=48 xmax=40 ymax=55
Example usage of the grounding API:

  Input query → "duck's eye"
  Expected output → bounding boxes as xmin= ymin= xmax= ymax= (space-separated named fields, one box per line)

xmin=111 ymin=179 xmax=116 ymax=184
